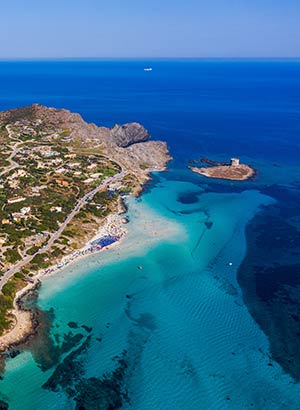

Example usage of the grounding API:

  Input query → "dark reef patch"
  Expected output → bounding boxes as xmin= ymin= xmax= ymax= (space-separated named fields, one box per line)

xmin=177 ymin=191 xmax=200 ymax=204
xmin=81 ymin=325 xmax=93 ymax=333
xmin=60 ymin=333 xmax=84 ymax=355
xmin=8 ymin=290 xmax=86 ymax=373
xmin=134 ymin=313 xmax=157 ymax=331
xmin=238 ymin=183 xmax=300 ymax=380
xmin=43 ymin=337 xmax=130 ymax=410
xmin=74 ymin=351 xmax=130 ymax=410
xmin=68 ymin=322 xmax=79 ymax=329
xmin=27 ymin=307 xmax=61 ymax=371
xmin=255 ymin=264 xmax=300 ymax=304
xmin=43 ymin=335 xmax=91 ymax=392
xmin=42 ymin=296 xmax=156 ymax=409
xmin=0 ymin=399 xmax=8 ymax=410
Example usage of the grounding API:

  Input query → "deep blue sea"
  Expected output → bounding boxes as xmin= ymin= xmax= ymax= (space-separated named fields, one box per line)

xmin=0 ymin=60 xmax=300 ymax=409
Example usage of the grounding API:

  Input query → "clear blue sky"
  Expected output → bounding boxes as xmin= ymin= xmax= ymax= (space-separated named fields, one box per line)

xmin=1 ymin=0 xmax=300 ymax=58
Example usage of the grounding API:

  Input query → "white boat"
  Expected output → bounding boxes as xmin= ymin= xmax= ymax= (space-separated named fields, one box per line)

xmin=144 ymin=67 xmax=153 ymax=72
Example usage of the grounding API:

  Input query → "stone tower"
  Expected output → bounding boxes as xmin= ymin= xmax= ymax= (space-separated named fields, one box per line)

xmin=231 ymin=158 xmax=240 ymax=167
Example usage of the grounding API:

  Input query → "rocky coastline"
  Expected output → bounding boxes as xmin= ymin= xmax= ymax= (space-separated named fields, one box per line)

xmin=0 ymin=280 xmax=41 ymax=355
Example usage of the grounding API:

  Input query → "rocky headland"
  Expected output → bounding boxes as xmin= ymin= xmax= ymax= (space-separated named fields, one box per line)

xmin=0 ymin=104 xmax=171 ymax=191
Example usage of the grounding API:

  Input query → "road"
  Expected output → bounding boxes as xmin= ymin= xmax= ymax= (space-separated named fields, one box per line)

xmin=0 ymin=125 xmax=24 ymax=177
xmin=0 ymin=143 xmax=21 ymax=177
xmin=0 ymin=168 xmax=126 ymax=292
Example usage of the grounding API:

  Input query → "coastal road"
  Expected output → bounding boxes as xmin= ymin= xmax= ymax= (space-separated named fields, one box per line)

xmin=0 ymin=125 xmax=24 ymax=177
xmin=0 ymin=168 xmax=126 ymax=292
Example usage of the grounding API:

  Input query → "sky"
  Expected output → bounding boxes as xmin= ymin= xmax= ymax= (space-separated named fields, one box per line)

xmin=1 ymin=0 xmax=300 ymax=58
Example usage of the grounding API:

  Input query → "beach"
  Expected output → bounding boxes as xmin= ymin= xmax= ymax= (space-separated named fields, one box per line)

xmin=0 ymin=211 xmax=129 ymax=352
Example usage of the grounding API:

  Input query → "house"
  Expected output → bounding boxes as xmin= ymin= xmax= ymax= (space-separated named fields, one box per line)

xmin=83 ymin=178 xmax=94 ymax=184
xmin=67 ymin=162 xmax=81 ymax=169
xmin=31 ymin=185 xmax=47 ymax=193
xmin=87 ymin=163 xmax=97 ymax=170
xmin=55 ymin=167 xmax=66 ymax=174
xmin=20 ymin=206 xmax=31 ymax=215
xmin=91 ymin=173 xmax=103 ymax=179
xmin=7 ymin=197 xmax=26 ymax=205
xmin=31 ymin=185 xmax=47 ymax=196
xmin=17 ymin=169 xmax=27 ymax=177
xmin=12 ymin=212 xmax=26 ymax=222
xmin=8 ymin=180 xmax=19 ymax=189
xmin=50 ymin=206 xmax=62 ymax=212
xmin=1 ymin=219 xmax=11 ymax=225
xmin=34 ymin=146 xmax=59 ymax=158
xmin=49 ymin=158 xmax=63 ymax=166
xmin=55 ymin=179 xmax=69 ymax=187
xmin=10 ymin=169 xmax=27 ymax=179
xmin=64 ymin=153 xmax=77 ymax=159
xmin=41 ymin=150 xmax=59 ymax=158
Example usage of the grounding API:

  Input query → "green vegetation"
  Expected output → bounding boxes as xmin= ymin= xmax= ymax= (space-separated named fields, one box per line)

xmin=0 ymin=116 xmax=121 ymax=270
xmin=27 ymin=246 xmax=40 ymax=255
xmin=0 ymin=274 xmax=26 ymax=335
xmin=3 ymin=248 xmax=21 ymax=264
xmin=29 ymin=253 xmax=52 ymax=270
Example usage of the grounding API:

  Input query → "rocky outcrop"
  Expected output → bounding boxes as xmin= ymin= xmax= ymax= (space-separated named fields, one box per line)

xmin=110 ymin=123 xmax=149 ymax=147
xmin=0 ymin=104 xmax=171 ymax=191
xmin=117 ymin=197 xmax=127 ymax=215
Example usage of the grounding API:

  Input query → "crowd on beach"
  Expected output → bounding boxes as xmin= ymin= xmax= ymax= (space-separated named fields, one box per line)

xmin=39 ymin=215 xmax=128 ymax=277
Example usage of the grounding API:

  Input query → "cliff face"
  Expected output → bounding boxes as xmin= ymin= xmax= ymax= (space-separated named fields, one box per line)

xmin=110 ymin=123 xmax=149 ymax=147
xmin=0 ymin=104 xmax=171 ymax=184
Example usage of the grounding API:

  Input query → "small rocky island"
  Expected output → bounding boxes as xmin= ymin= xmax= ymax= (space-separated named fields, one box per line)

xmin=189 ymin=157 xmax=255 ymax=181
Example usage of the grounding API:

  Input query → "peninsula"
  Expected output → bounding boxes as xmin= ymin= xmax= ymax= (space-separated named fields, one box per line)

xmin=189 ymin=157 xmax=255 ymax=181
xmin=0 ymin=104 xmax=171 ymax=350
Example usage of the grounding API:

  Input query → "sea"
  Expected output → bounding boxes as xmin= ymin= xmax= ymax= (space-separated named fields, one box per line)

xmin=0 ymin=59 xmax=300 ymax=409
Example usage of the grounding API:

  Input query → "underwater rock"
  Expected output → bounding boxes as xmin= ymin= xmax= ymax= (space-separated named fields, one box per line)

xmin=0 ymin=399 xmax=9 ymax=410
xmin=74 ymin=351 xmax=129 ymax=410
xmin=42 ymin=336 xmax=91 ymax=392
xmin=81 ymin=325 xmax=93 ymax=333
xmin=68 ymin=322 xmax=79 ymax=329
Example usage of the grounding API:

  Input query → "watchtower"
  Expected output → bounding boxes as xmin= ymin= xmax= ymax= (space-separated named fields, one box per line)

xmin=231 ymin=158 xmax=240 ymax=167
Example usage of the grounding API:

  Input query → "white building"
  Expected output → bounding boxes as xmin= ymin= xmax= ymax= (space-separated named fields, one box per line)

xmin=50 ymin=206 xmax=62 ymax=212
xmin=7 ymin=197 xmax=26 ymax=205
xmin=20 ymin=206 xmax=31 ymax=215
xmin=231 ymin=158 xmax=240 ymax=167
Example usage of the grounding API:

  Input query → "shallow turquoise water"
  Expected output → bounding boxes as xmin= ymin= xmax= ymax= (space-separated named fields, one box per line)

xmin=3 ymin=174 xmax=298 ymax=409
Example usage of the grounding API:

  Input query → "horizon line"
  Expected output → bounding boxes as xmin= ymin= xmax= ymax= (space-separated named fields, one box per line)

xmin=0 ymin=56 xmax=300 ymax=62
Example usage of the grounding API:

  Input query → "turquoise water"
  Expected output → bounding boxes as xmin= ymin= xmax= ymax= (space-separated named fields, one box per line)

xmin=0 ymin=60 xmax=300 ymax=409
xmin=2 ymin=177 xmax=280 ymax=409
